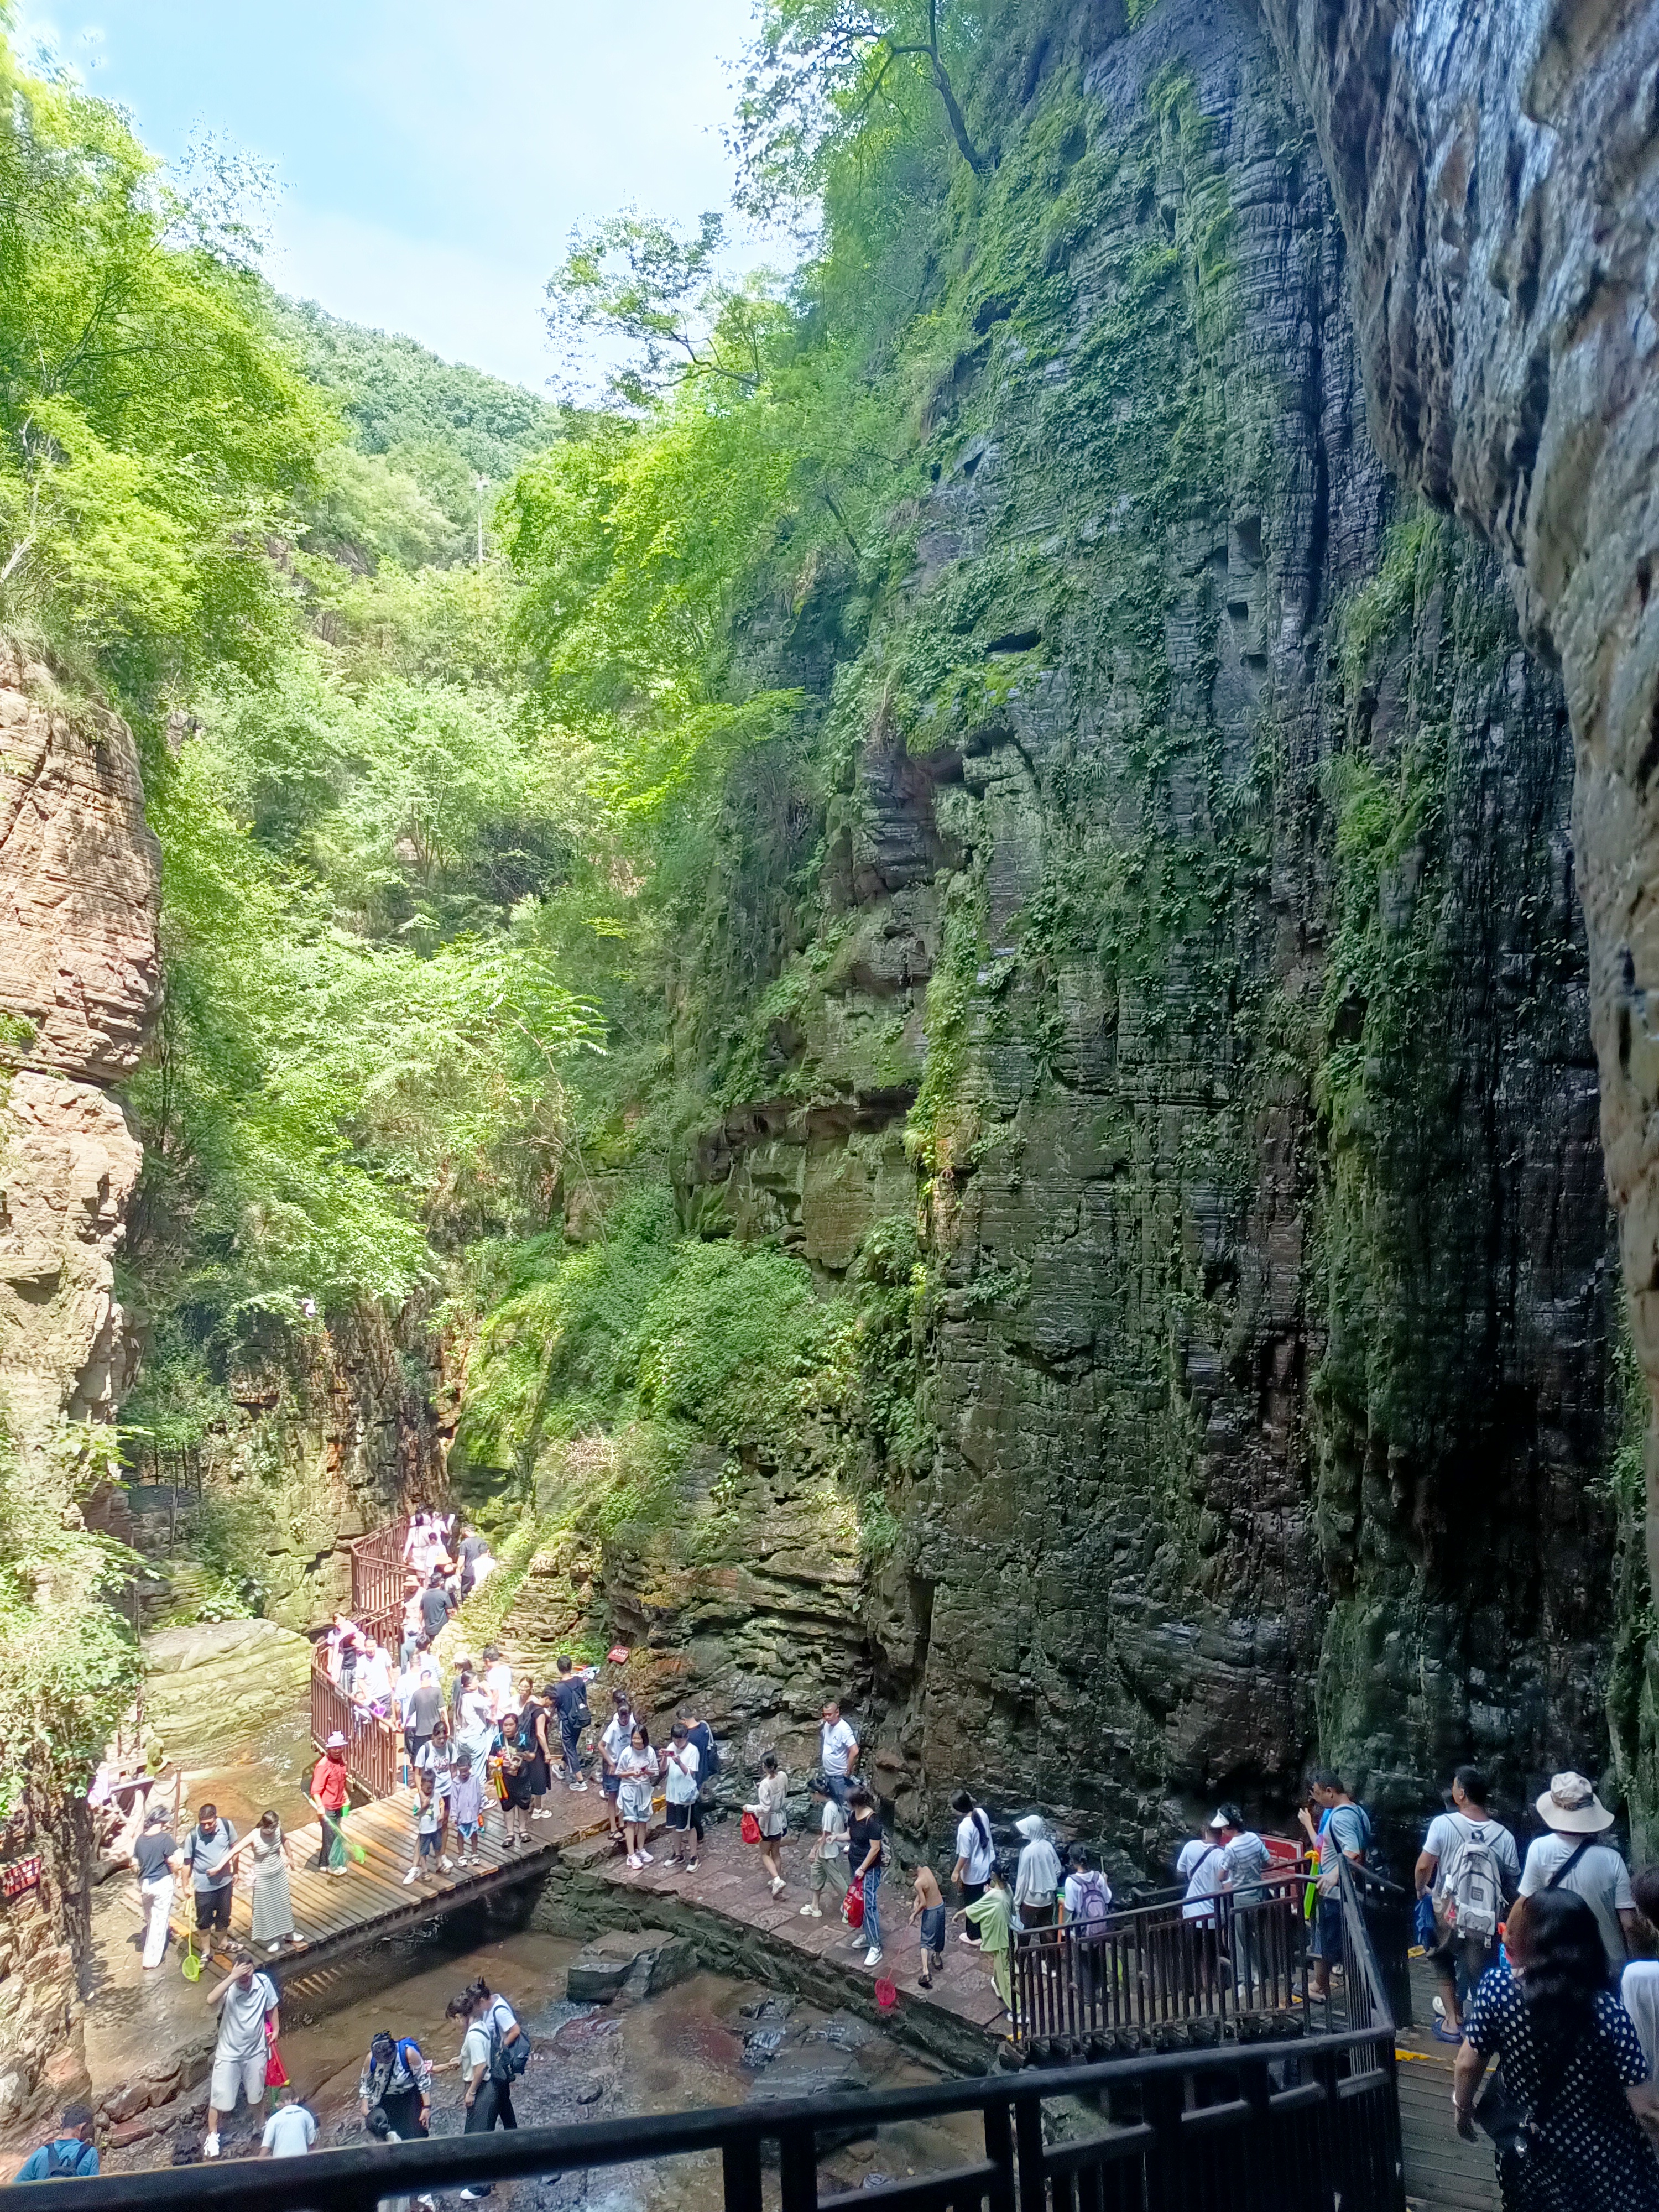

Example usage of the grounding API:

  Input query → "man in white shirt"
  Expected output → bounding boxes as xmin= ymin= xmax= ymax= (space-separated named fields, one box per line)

xmin=1517 ymin=1770 xmax=1640 ymax=1970
xmin=1414 ymin=1765 xmax=1521 ymax=2035
xmin=819 ymin=1700 xmax=859 ymax=1811
xmin=1180 ymin=1815 xmax=1229 ymax=1926
xmin=1013 ymin=1815 xmax=1063 ymax=1928
xmin=204 ymin=1948 xmax=279 ymax=2159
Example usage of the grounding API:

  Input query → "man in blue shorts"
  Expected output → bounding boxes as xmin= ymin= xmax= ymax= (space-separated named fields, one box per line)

xmin=1298 ymin=1768 xmax=1371 ymax=1999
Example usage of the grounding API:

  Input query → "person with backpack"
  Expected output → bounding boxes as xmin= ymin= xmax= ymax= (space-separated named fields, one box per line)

xmin=181 ymin=1801 xmax=238 ymax=1933
xmin=1297 ymin=1769 xmax=1373 ymax=2000
xmin=441 ymin=1978 xmax=529 ymax=2194
xmin=1415 ymin=1765 xmax=1520 ymax=2040
xmin=661 ymin=1722 xmax=701 ymax=1870
xmin=950 ymin=1791 xmax=996 ymax=1946
xmin=1453 ymin=1889 xmax=1659 ymax=2207
xmin=1062 ymin=1844 xmax=1112 ymax=2011
xmin=358 ymin=2028 xmax=433 ymax=2141
xmin=681 ymin=1708 xmax=719 ymax=1869
xmin=1517 ymin=1770 xmax=1642 ymax=1971
xmin=11 ymin=2104 xmax=98 ymax=2181
xmin=551 ymin=1656 xmax=590 ymax=1792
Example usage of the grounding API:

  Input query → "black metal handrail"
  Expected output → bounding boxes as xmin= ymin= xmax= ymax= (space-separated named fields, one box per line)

xmin=38 ymin=2028 xmax=1404 ymax=2212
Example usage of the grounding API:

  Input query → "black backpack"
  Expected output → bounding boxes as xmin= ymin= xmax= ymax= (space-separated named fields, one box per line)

xmin=45 ymin=2143 xmax=91 ymax=2179
xmin=489 ymin=2012 xmax=533 ymax=2083
xmin=693 ymin=1723 xmax=720 ymax=1778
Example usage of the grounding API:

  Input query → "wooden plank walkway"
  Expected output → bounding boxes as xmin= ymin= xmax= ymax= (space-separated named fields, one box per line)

xmin=1396 ymin=1957 xmax=1501 ymax=2212
xmin=166 ymin=1788 xmax=609 ymax=1987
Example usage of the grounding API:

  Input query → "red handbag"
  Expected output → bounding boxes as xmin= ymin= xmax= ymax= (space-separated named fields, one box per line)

xmin=843 ymin=1874 xmax=865 ymax=1929
xmin=264 ymin=2022 xmax=288 ymax=2090
xmin=740 ymin=1810 xmax=761 ymax=1845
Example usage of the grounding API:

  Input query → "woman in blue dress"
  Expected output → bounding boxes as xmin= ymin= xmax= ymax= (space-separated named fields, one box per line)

xmin=1453 ymin=1889 xmax=1659 ymax=2208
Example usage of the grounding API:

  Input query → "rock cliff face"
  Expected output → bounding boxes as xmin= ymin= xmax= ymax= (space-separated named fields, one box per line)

xmin=0 ymin=645 xmax=160 ymax=2136
xmin=1248 ymin=0 xmax=1659 ymax=1839
xmin=567 ymin=0 xmax=1625 ymax=1858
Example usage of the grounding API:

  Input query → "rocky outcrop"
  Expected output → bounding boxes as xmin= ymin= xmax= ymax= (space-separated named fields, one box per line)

xmin=1248 ymin=0 xmax=1659 ymax=1838
xmin=0 ymin=646 xmax=160 ymax=2142
xmin=0 ymin=646 xmax=158 ymax=1449
xmin=596 ymin=0 xmax=1626 ymax=1861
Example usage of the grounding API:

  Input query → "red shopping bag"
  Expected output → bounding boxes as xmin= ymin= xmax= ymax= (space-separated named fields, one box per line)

xmin=264 ymin=2026 xmax=289 ymax=2090
xmin=843 ymin=1874 xmax=865 ymax=1930
xmin=874 ymin=1978 xmax=898 ymax=2011
xmin=740 ymin=1809 xmax=761 ymax=1845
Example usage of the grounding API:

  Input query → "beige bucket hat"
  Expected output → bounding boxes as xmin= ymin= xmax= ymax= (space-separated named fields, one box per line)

xmin=1535 ymin=1771 xmax=1614 ymax=1834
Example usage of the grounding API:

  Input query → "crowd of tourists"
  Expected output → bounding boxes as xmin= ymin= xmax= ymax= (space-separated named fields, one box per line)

xmin=79 ymin=1603 xmax=1659 ymax=2206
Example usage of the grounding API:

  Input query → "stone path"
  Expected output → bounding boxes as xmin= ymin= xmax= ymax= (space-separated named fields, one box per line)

xmin=584 ymin=1815 xmax=1011 ymax=2047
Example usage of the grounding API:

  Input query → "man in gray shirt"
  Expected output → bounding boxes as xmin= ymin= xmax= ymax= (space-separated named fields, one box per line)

xmin=182 ymin=1803 xmax=238 ymax=1933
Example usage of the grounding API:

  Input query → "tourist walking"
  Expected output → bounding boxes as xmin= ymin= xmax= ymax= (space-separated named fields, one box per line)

xmin=1062 ymin=1844 xmax=1112 ymax=2008
xmin=202 ymin=1947 xmax=279 ymax=2159
xmin=662 ymin=1723 xmax=701 ymax=1869
xmin=11 ymin=2105 xmax=98 ymax=2180
xmin=552 ymin=1656 xmax=589 ymax=1791
xmin=359 ymin=2028 xmax=434 ymax=2141
xmin=415 ymin=1716 xmax=456 ymax=1860
xmin=1625 ymin=1866 xmax=1659 ymax=2076
xmin=618 ymin=1722 xmax=659 ymax=1869
xmin=819 ymin=1700 xmax=859 ymax=1810
xmin=848 ymin=1786 xmax=886 ymax=1966
xmin=950 ymin=1791 xmax=995 ymax=1947
xmin=450 ymin=1750 xmax=485 ymax=1866
xmin=1297 ymin=1771 xmax=1371 ymax=1999
xmin=404 ymin=1768 xmax=446 ymax=1885
xmin=802 ymin=1774 xmax=850 ymax=1919
xmin=961 ymin=1865 xmax=1014 ymax=2015
xmin=1517 ymin=1771 xmax=1641 ymax=1971
xmin=518 ymin=1677 xmax=553 ymax=1820
xmin=1178 ymin=1815 xmax=1228 ymax=1922
xmin=310 ymin=1731 xmax=352 ymax=1875
xmin=129 ymin=1806 xmax=179 ymax=1970
xmin=910 ymin=1860 xmax=946 ymax=1988
xmin=747 ymin=1751 xmax=789 ymax=1898
xmin=681 ymin=1708 xmax=718 ymax=1866
xmin=226 ymin=1809 xmax=300 ymax=1954
xmin=259 ymin=2085 xmax=316 ymax=2158
xmin=457 ymin=1670 xmax=494 ymax=1777
xmin=417 ymin=1569 xmax=455 ymax=1648
xmin=600 ymin=1692 xmax=634 ymax=1842
xmin=483 ymin=1645 xmax=513 ymax=1721
xmin=404 ymin=1666 xmax=445 ymax=1769
xmin=441 ymin=1980 xmax=524 ymax=2194
xmin=493 ymin=1710 xmax=534 ymax=1848
xmin=181 ymin=1802 xmax=238 ymax=1934
xmin=1415 ymin=1764 xmax=1520 ymax=2038
xmin=1014 ymin=1815 xmax=1063 ymax=1929
xmin=1453 ymin=1890 xmax=1659 ymax=2205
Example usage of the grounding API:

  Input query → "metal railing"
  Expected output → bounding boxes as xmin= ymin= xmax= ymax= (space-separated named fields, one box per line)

xmin=1010 ymin=1875 xmax=1310 ymax=2048
xmin=310 ymin=1648 xmax=401 ymax=1800
xmin=348 ymin=1515 xmax=413 ymax=1637
xmin=41 ymin=2027 xmax=1404 ymax=2212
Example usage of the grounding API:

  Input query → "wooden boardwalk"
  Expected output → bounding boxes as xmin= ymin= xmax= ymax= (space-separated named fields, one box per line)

xmin=1396 ymin=1957 xmax=1501 ymax=2212
xmin=165 ymin=1788 xmax=609 ymax=1986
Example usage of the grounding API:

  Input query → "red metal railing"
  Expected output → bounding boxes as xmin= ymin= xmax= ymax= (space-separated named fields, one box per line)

xmin=310 ymin=1645 xmax=403 ymax=1800
xmin=350 ymin=1515 xmax=414 ymax=1631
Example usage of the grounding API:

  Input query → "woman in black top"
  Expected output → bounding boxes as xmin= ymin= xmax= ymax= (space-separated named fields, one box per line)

xmin=494 ymin=1713 xmax=534 ymax=1848
xmin=847 ymin=1789 xmax=886 ymax=1969
xmin=517 ymin=1676 xmax=552 ymax=1820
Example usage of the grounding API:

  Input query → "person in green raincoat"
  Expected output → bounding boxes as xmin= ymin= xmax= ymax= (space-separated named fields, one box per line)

xmin=962 ymin=1865 xmax=1015 ymax=2014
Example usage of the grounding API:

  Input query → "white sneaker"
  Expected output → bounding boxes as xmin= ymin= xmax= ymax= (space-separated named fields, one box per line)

xmin=268 ymin=1940 xmax=282 ymax=1954
xmin=568 ymin=1781 xmax=588 ymax=1793
xmin=864 ymin=1947 xmax=884 ymax=1967
xmin=203 ymin=2135 xmax=220 ymax=2159
xmin=640 ymin=1849 xmax=654 ymax=1864
xmin=627 ymin=1853 xmax=642 ymax=1869
xmin=404 ymin=1867 xmax=419 ymax=1885
xmin=440 ymin=1856 xmax=455 ymax=1871
xmin=800 ymin=1904 xmax=822 ymax=1918
xmin=770 ymin=1876 xmax=785 ymax=1897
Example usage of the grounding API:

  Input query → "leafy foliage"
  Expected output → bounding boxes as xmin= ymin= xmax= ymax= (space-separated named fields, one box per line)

xmin=0 ymin=39 xmax=324 ymax=719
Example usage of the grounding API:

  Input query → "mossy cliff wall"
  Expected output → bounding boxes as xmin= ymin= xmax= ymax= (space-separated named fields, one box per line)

xmin=528 ymin=0 xmax=1625 ymax=1856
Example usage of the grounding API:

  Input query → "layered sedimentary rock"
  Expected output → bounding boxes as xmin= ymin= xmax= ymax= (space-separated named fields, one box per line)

xmin=1249 ymin=0 xmax=1659 ymax=1839
xmin=565 ymin=0 xmax=1625 ymax=1860
xmin=0 ymin=647 xmax=161 ymax=2133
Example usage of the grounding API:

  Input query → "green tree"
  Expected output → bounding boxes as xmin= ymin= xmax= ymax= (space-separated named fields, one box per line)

xmin=0 ymin=35 xmax=324 ymax=717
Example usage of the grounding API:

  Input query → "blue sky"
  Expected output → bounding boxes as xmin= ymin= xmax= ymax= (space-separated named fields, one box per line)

xmin=20 ymin=2 xmax=760 ymax=392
